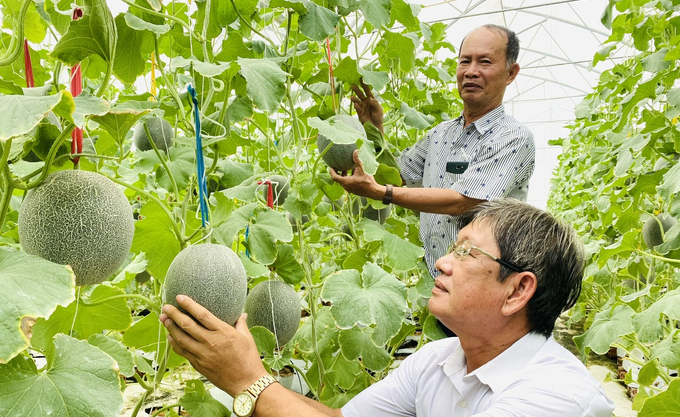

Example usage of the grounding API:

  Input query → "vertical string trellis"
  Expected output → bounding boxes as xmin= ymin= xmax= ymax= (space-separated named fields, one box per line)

xmin=187 ymin=84 xmax=210 ymax=229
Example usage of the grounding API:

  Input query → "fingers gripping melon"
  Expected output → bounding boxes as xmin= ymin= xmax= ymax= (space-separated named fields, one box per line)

xmin=316 ymin=114 xmax=366 ymax=171
xmin=18 ymin=170 xmax=135 ymax=286
xmin=133 ymin=117 xmax=174 ymax=153
xmin=164 ymin=243 xmax=247 ymax=326
xmin=244 ymin=280 xmax=300 ymax=346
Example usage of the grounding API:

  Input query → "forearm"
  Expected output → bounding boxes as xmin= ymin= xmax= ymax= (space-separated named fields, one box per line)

xmin=255 ymin=383 xmax=343 ymax=417
xmin=391 ymin=186 xmax=485 ymax=216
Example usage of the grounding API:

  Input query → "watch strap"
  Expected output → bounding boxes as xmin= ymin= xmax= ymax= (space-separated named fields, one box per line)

xmin=382 ymin=184 xmax=394 ymax=205
xmin=246 ymin=374 xmax=278 ymax=398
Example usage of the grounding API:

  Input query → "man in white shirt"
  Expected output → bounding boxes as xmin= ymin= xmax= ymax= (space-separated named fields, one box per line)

xmin=160 ymin=199 xmax=615 ymax=417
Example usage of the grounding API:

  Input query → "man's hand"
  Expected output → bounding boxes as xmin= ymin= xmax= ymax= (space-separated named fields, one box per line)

xmin=159 ymin=295 xmax=267 ymax=396
xmin=350 ymin=80 xmax=384 ymax=134
xmin=330 ymin=150 xmax=384 ymax=200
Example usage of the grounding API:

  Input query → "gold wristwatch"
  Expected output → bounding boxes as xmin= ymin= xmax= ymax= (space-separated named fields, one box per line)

xmin=232 ymin=374 xmax=279 ymax=417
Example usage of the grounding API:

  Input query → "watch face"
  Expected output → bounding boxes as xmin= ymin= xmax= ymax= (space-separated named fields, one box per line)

xmin=233 ymin=392 xmax=254 ymax=417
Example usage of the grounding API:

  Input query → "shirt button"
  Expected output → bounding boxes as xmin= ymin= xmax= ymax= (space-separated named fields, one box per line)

xmin=459 ymin=400 xmax=468 ymax=408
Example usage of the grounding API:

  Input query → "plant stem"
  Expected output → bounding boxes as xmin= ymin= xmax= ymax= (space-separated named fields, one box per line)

xmin=0 ymin=0 xmax=31 ymax=66
xmin=25 ymin=121 xmax=76 ymax=190
xmin=154 ymin=36 xmax=187 ymax=123
xmin=104 ymin=174 xmax=183 ymax=243
xmin=95 ymin=58 xmax=114 ymax=98
xmin=121 ymin=0 xmax=201 ymax=42
xmin=143 ymin=123 xmax=180 ymax=199
xmin=288 ymin=362 xmax=318 ymax=399
xmin=0 ymin=140 xmax=15 ymax=230
xmin=304 ymin=282 xmax=327 ymax=396
xmin=150 ymin=404 xmax=181 ymax=417
xmin=229 ymin=0 xmax=281 ymax=54
xmin=80 ymin=293 xmax=158 ymax=312
xmin=636 ymin=249 xmax=680 ymax=264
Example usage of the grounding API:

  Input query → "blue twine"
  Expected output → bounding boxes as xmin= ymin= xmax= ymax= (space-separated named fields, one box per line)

xmin=245 ymin=225 xmax=250 ymax=258
xmin=187 ymin=84 xmax=209 ymax=228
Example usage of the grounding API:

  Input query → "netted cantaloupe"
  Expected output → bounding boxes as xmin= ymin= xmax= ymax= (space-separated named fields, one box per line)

xmin=133 ymin=117 xmax=174 ymax=153
xmin=164 ymin=243 xmax=247 ymax=325
xmin=316 ymin=114 xmax=366 ymax=171
xmin=18 ymin=170 xmax=135 ymax=286
xmin=245 ymin=280 xmax=300 ymax=346
xmin=262 ymin=175 xmax=290 ymax=206
xmin=642 ymin=214 xmax=677 ymax=249
xmin=352 ymin=196 xmax=391 ymax=224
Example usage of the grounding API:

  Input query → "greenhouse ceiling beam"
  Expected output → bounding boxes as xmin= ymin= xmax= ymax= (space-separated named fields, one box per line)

xmin=513 ymin=73 xmax=591 ymax=94
xmin=424 ymin=0 xmax=587 ymax=25
xmin=518 ymin=9 xmax=609 ymax=36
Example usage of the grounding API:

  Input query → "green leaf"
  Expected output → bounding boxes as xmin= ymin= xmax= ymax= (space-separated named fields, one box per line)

xmin=360 ymin=220 xmax=424 ymax=270
xmin=171 ymin=56 xmax=233 ymax=78
xmin=272 ymin=244 xmax=305 ymax=285
xmin=214 ymin=202 xmax=256 ymax=246
xmin=0 ymin=251 xmax=75 ymax=363
xmin=573 ymin=304 xmax=635 ymax=357
xmin=598 ymin=230 xmax=639 ymax=266
xmin=391 ymin=0 xmax=420 ymax=29
xmin=321 ymin=262 xmax=407 ymax=345
xmin=122 ymin=312 xmax=186 ymax=369
xmin=0 ymin=91 xmax=74 ymax=141
xmin=357 ymin=67 xmax=389 ymax=91
xmin=659 ymin=160 xmax=680 ymax=200
xmin=338 ymin=327 xmax=391 ymax=372
xmin=309 ymin=116 xmax=365 ymax=144
xmin=422 ymin=313 xmax=446 ymax=340
xmin=113 ymin=13 xmax=152 ymax=85
xmin=649 ymin=332 xmax=680 ymax=369
xmin=246 ymin=209 xmax=294 ymax=265
xmin=179 ymin=379 xmax=232 ymax=417
xmin=380 ymin=31 xmax=417 ymax=72
xmin=31 ymin=285 xmax=132 ymax=351
xmin=249 ymin=326 xmax=294 ymax=370
xmin=90 ymin=109 xmax=149 ymax=145
xmin=50 ymin=0 xmax=117 ymax=65
xmin=238 ymin=58 xmax=288 ymax=113
xmin=641 ymin=48 xmax=671 ymax=72
xmin=638 ymin=378 xmax=680 ymax=416
xmin=637 ymin=358 xmax=666 ymax=386
xmin=73 ymin=93 xmax=110 ymax=128
xmin=600 ymin=0 xmax=614 ymax=29
xmin=124 ymin=11 xmax=170 ymax=34
xmin=0 ymin=334 xmax=123 ymax=417
xmin=87 ymin=334 xmax=135 ymax=377
xmin=269 ymin=0 xmax=308 ymax=14
xmin=342 ymin=249 xmax=372 ymax=271
xmin=298 ymin=2 xmax=340 ymax=42
xmin=634 ymin=288 xmax=680 ymax=343
xmin=359 ymin=0 xmax=390 ymax=28
xmin=130 ymin=203 xmax=181 ymax=281
xmin=334 ymin=57 xmax=361 ymax=86
xmin=399 ymin=102 xmax=434 ymax=129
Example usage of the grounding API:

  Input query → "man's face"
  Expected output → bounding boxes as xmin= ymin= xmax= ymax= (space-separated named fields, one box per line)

xmin=428 ymin=220 xmax=511 ymax=335
xmin=456 ymin=28 xmax=519 ymax=114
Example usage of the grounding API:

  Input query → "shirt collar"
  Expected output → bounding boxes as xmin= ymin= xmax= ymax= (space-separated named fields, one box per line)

xmin=437 ymin=332 xmax=549 ymax=392
xmin=456 ymin=104 xmax=506 ymax=135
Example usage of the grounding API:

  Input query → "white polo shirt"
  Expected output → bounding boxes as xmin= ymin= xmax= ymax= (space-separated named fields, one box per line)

xmin=341 ymin=333 xmax=614 ymax=417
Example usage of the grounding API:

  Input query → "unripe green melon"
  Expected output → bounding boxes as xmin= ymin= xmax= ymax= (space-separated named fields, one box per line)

xmin=262 ymin=175 xmax=290 ymax=205
xmin=245 ymin=280 xmax=300 ymax=346
xmin=352 ymin=196 xmax=391 ymax=224
xmin=164 ymin=243 xmax=247 ymax=326
xmin=316 ymin=114 xmax=366 ymax=171
xmin=642 ymin=214 xmax=677 ymax=249
xmin=18 ymin=170 xmax=135 ymax=286
xmin=322 ymin=195 xmax=344 ymax=210
xmin=287 ymin=212 xmax=310 ymax=233
xmin=133 ymin=117 xmax=174 ymax=153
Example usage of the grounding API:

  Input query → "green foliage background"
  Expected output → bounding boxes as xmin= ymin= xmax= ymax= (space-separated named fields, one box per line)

xmin=0 ymin=0 xmax=461 ymax=415
xmin=549 ymin=0 xmax=680 ymax=414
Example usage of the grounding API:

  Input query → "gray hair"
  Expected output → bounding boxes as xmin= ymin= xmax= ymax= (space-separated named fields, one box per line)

xmin=461 ymin=24 xmax=520 ymax=69
xmin=458 ymin=199 xmax=584 ymax=338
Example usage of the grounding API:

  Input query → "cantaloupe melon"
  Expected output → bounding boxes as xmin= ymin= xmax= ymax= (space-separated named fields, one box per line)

xmin=244 ymin=280 xmax=300 ymax=346
xmin=642 ymin=214 xmax=677 ymax=249
xmin=133 ymin=117 xmax=174 ymax=153
xmin=164 ymin=243 xmax=247 ymax=326
xmin=18 ymin=170 xmax=135 ymax=286
xmin=352 ymin=196 xmax=391 ymax=224
xmin=316 ymin=114 xmax=366 ymax=171
xmin=262 ymin=175 xmax=290 ymax=206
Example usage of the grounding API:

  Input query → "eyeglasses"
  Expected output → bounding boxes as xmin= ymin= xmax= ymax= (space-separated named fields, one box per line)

xmin=447 ymin=240 xmax=523 ymax=273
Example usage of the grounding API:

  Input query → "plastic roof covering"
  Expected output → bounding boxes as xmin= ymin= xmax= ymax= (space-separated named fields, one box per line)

xmin=413 ymin=0 xmax=613 ymax=208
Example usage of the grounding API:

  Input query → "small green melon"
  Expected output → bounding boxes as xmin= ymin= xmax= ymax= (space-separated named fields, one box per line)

xmin=164 ymin=244 xmax=247 ymax=325
xmin=18 ymin=170 xmax=135 ymax=286
xmin=642 ymin=214 xmax=677 ymax=249
xmin=133 ymin=117 xmax=174 ymax=153
xmin=352 ymin=196 xmax=391 ymax=224
xmin=245 ymin=280 xmax=300 ymax=346
xmin=316 ymin=114 xmax=366 ymax=171
xmin=262 ymin=175 xmax=290 ymax=206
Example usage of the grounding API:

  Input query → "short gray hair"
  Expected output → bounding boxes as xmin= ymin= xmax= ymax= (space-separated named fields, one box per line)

xmin=461 ymin=24 xmax=520 ymax=69
xmin=458 ymin=199 xmax=584 ymax=338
